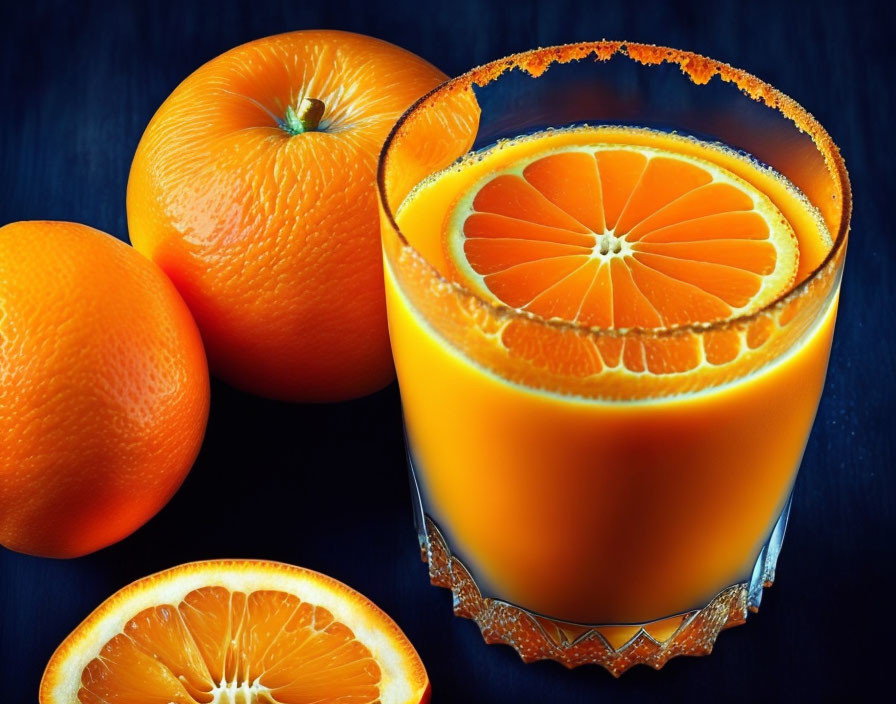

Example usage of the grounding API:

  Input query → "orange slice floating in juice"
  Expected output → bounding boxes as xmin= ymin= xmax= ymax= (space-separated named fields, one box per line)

xmin=40 ymin=560 xmax=429 ymax=704
xmin=446 ymin=143 xmax=799 ymax=330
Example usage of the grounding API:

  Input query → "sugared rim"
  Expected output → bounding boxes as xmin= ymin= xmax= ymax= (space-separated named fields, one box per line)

xmin=377 ymin=40 xmax=851 ymax=340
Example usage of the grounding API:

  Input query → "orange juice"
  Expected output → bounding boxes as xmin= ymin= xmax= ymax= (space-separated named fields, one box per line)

xmin=385 ymin=126 xmax=836 ymax=625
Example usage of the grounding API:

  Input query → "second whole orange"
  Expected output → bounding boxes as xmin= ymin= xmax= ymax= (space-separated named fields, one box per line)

xmin=127 ymin=30 xmax=449 ymax=402
xmin=0 ymin=221 xmax=209 ymax=558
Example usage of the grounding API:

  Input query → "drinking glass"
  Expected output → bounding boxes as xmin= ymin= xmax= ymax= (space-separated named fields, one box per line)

xmin=377 ymin=42 xmax=849 ymax=675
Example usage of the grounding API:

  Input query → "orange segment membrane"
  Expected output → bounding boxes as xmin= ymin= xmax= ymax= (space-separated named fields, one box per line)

xmin=483 ymin=256 xmax=590 ymax=308
xmin=464 ymin=238 xmax=592 ymax=275
xmin=522 ymin=151 xmax=605 ymax=232
xmin=612 ymin=155 xmax=713 ymax=235
xmin=595 ymin=150 xmax=647 ymax=229
xmin=463 ymin=213 xmax=595 ymax=247
xmin=635 ymin=240 xmax=778 ymax=274
xmin=78 ymin=587 xmax=381 ymax=704
xmin=625 ymin=182 xmax=754 ymax=240
xmin=638 ymin=211 xmax=769 ymax=243
xmin=472 ymin=174 xmax=589 ymax=231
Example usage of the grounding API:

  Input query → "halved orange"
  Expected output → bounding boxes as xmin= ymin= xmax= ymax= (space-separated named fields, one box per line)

xmin=40 ymin=560 xmax=429 ymax=704
xmin=447 ymin=142 xmax=799 ymax=329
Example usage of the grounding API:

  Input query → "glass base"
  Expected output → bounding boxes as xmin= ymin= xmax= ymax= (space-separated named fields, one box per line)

xmin=410 ymin=453 xmax=792 ymax=675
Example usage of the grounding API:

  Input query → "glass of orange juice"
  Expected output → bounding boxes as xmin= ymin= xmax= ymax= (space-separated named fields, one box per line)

xmin=377 ymin=42 xmax=849 ymax=675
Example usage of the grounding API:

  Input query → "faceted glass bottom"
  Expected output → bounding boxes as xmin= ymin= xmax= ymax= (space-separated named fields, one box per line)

xmin=409 ymin=456 xmax=792 ymax=675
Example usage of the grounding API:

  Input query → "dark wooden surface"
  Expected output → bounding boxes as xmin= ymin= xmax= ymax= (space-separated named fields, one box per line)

xmin=1 ymin=1 xmax=894 ymax=701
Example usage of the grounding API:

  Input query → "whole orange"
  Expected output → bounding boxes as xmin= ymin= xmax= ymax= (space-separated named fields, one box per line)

xmin=0 ymin=221 xmax=209 ymax=558
xmin=127 ymin=30 xmax=448 ymax=401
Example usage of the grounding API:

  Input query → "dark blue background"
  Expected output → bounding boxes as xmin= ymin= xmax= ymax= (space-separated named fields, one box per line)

xmin=1 ymin=1 xmax=893 ymax=701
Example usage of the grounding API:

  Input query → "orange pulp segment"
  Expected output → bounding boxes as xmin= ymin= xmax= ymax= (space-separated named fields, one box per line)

xmin=446 ymin=142 xmax=799 ymax=330
xmin=40 ymin=561 xmax=429 ymax=704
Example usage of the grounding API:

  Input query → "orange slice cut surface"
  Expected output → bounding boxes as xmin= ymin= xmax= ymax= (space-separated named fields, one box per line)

xmin=41 ymin=561 xmax=429 ymax=704
xmin=447 ymin=143 xmax=799 ymax=330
